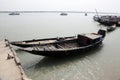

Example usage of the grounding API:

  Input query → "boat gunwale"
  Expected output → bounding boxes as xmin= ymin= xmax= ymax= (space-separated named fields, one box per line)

xmin=22 ymin=37 xmax=103 ymax=52
xmin=11 ymin=36 xmax=75 ymax=43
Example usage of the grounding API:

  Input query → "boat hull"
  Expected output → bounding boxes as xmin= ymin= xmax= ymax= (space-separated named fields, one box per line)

xmin=22 ymin=41 xmax=102 ymax=57
xmin=107 ymin=26 xmax=116 ymax=32
xmin=13 ymin=29 xmax=106 ymax=57
xmin=93 ymin=15 xmax=120 ymax=26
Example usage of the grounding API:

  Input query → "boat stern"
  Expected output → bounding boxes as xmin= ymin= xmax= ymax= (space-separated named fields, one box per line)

xmin=97 ymin=29 xmax=106 ymax=38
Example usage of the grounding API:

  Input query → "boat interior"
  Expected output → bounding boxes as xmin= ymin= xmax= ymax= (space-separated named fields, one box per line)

xmin=27 ymin=33 xmax=102 ymax=51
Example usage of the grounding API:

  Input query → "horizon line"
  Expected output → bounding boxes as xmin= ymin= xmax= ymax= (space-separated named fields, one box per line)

xmin=0 ymin=10 xmax=120 ymax=14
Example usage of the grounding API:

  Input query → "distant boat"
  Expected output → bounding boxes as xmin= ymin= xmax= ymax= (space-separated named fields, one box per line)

xmin=85 ymin=13 xmax=87 ymax=16
xmin=107 ymin=25 xmax=116 ymax=32
xmin=9 ymin=12 xmax=20 ymax=15
xmin=16 ymin=29 xmax=106 ymax=57
xmin=93 ymin=15 xmax=120 ymax=26
xmin=60 ymin=12 xmax=68 ymax=16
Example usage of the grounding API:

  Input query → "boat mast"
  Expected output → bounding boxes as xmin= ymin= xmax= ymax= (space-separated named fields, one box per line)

xmin=95 ymin=9 xmax=99 ymax=17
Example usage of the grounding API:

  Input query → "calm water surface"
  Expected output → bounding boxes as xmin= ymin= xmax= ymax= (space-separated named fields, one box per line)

xmin=0 ymin=13 xmax=120 ymax=80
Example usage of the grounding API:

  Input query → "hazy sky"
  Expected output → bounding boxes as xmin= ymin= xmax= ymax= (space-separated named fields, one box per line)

xmin=0 ymin=0 xmax=120 ymax=12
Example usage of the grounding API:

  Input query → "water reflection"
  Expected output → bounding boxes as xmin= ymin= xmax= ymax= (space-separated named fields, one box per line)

xmin=26 ymin=46 xmax=103 ymax=80
xmin=35 ymin=45 xmax=103 ymax=69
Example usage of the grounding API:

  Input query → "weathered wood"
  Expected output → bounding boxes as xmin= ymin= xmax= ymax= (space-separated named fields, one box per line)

xmin=0 ymin=40 xmax=31 ymax=80
xmin=19 ymin=29 xmax=106 ymax=57
xmin=11 ymin=36 xmax=76 ymax=48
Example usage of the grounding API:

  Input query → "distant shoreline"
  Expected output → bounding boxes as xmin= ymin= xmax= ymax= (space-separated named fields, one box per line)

xmin=0 ymin=11 xmax=120 ymax=14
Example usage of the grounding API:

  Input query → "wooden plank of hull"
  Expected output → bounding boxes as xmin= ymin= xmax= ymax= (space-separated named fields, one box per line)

xmin=98 ymin=21 xmax=115 ymax=26
xmin=11 ymin=36 xmax=75 ymax=48
xmin=10 ymin=43 xmax=33 ymax=47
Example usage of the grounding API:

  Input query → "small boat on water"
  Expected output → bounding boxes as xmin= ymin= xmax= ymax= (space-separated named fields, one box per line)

xmin=93 ymin=15 xmax=120 ymax=26
xmin=60 ymin=12 xmax=68 ymax=16
xmin=9 ymin=12 xmax=20 ymax=15
xmin=85 ymin=13 xmax=87 ymax=16
xmin=107 ymin=25 xmax=116 ymax=32
xmin=17 ymin=29 xmax=106 ymax=57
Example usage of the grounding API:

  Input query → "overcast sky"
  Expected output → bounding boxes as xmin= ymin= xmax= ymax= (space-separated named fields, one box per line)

xmin=0 ymin=0 xmax=120 ymax=13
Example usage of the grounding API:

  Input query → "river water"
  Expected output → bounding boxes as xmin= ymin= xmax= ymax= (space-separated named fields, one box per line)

xmin=0 ymin=13 xmax=120 ymax=80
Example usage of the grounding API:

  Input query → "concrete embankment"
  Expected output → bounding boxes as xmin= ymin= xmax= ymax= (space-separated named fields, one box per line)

xmin=0 ymin=39 xmax=31 ymax=80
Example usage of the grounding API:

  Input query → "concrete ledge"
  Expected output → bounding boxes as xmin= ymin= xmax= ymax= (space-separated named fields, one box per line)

xmin=0 ymin=39 xmax=31 ymax=80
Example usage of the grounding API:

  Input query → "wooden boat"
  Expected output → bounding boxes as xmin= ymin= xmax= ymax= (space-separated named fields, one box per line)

xmin=85 ymin=13 xmax=87 ymax=16
xmin=19 ymin=29 xmax=106 ymax=57
xmin=107 ymin=25 xmax=116 ymax=32
xmin=98 ymin=18 xmax=117 ymax=26
xmin=60 ymin=12 xmax=68 ymax=16
xmin=9 ymin=12 xmax=20 ymax=15
xmin=11 ymin=36 xmax=75 ymax=47
xmin=94 ymin=15 xmax=120 ymax=26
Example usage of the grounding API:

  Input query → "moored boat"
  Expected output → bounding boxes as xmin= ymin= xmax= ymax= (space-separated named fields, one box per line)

xmin=9 ymin=12 xmax=20 ymax=15
xmin=93 ymin=15 xmax=120 ymax=26
xmin=60 ymin=12 xmax=68 ymax=16
xmin=19 ymin=29 xmax=106 ymax=57
xmin=93 ymin=15 xmax=100 ymax=21
xmin=107 ymin=25 xmax=116 ymax=32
